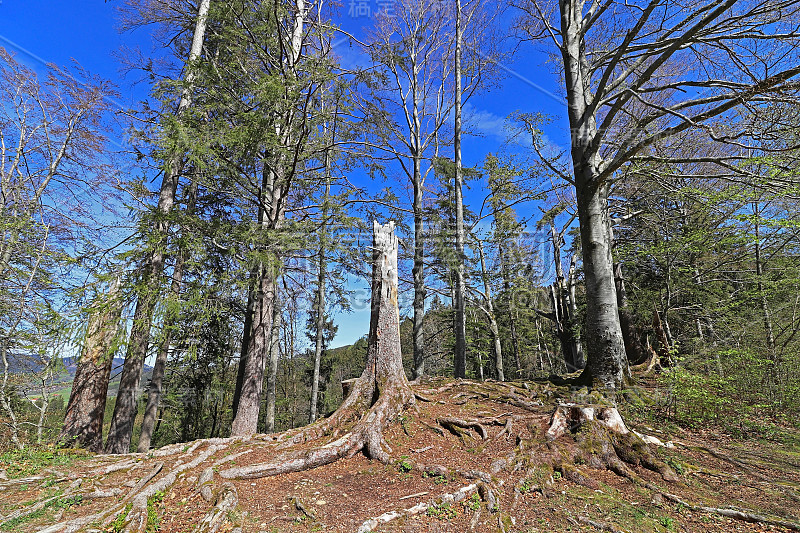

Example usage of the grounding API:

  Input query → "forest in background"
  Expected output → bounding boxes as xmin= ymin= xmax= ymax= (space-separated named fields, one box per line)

xmin=1 ymin=0 xmax=800 ymax=455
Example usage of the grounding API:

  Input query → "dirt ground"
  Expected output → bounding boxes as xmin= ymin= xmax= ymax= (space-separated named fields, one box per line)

xmin=2 ymin=377 xmax=798 ymax=533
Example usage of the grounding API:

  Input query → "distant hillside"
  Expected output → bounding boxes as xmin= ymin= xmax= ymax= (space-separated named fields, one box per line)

xmin=7 ymin=356 xmax=152 ymax=378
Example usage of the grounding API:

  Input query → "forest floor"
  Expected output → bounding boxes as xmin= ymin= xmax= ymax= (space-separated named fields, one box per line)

xmin=1 ymin=377 xmax=799 ymax=533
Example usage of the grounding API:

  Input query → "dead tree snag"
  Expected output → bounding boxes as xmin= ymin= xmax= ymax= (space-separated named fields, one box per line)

xmin=220 ymin=221 xmax=414 ymax=479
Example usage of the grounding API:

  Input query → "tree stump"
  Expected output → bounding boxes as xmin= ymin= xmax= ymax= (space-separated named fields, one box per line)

xmin=546 ymin=403 xmax=629 ymax=440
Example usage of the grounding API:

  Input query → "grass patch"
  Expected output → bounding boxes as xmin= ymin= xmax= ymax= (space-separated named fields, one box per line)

xmin=0 ymin=446 xmax=88 ymax=479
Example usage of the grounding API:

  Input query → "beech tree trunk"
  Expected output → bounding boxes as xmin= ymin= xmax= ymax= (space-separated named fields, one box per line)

xmin=59 ymin=280 xmax=122 ymax=452
xmin=575 ymin=181 xmax=628 ymax=388
xmin=105 ymin=0 xmax=211 ymax=454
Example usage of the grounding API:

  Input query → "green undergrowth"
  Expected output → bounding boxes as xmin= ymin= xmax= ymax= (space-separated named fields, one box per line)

xmin=0 ymin=446 xmax=89 ymax=479
xmin=621 ymin=355 xmax=800 ymax=448
xmin=0 ymin=494 xmax=84 ymax=531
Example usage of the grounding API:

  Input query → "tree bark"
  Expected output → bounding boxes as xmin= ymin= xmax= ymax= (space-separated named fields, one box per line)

xmin=217 ymin=222 xmax=413 ymax=480
xmin=500 ymin=251 xmax=523 ymax=377
xmin=264 ymin=291 xmax=283 ymax=433
xmin=136 ymin=252 xmax=185 ymax=453
xmin=59 ymin=280 xmax=122 ymax=452
xmin=104 ymin=0 xmax=211 ymax=454
xmin=614 ymin=263 xmax=649 ymax=366
xmin=232 ymin=269 xmax=256 ymax=419
xmin=309 ymin=176 xmax=331 ymax=423
xmin=453 ymin=0 xmax=467 ymax=380
xmin=137 ymin=181 xmax=197 ymax=452
xmin=476 ymin=241 xmax=504 ymax=381
xmin=548 ymin=225 xmax=584 ymax=372
xmin=367 ymin=221 xmax=410 ymax=393
xmin=575 ymin=182 xmax=628 ymax=388
xmin=411 ymin=148 xmax=426 ymax=380
xmin=231 ymin=264 xmax=277 ymax=436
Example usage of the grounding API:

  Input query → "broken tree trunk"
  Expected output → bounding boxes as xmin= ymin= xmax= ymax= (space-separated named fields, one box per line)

xmin=59 ymin=280 xmax=122 ymax=452
xmin=219 ymin=221 xmax=414 ymax=479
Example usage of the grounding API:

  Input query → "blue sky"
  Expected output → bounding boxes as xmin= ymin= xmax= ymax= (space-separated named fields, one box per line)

xmin=0 ymin=0 xmax=572 ymax=348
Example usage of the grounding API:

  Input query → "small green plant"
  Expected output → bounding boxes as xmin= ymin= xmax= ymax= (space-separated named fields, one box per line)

xmin=397 ymin=456 xmax=412 ymax=473
xmin=463 ymin=493 xmax=481 ymax=512
xmin=518 ymin=479 xmax=533 ymax=494
xmin=423 ymin=471 xmax=448 ymax=485
xmin=146 ymin=490 xmax=166 ymax=533
xmin=426 ymin=502 xmax=457 ymax=520
xmin=664 ymin=457 xmax=685 ymax=476
xmin=0 ymin=446 xmax=85 ymax=479
xmin=0 ymin=508 xmax=47 ymax=530
xmin=108 ymin=504 xmax=132 ymax=533
xmin=660 ymin=515 xmax=676 ymax=531
xmin=42 ymin=477 xmax=60 ymax=488
xmin=54 ymin=495 xmax=84 ymax=509
xmin=399 ymin=415 xmax=414 ymax=436
xmin=552 ymin=470 xmax=562 ymax=480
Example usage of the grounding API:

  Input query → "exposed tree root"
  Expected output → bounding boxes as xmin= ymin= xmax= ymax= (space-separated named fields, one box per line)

xmin=438 ymin=417 xmax=490 ymax=441
xmin=196 ymin=483 xmax=240 ymax=533
xmin=25 ymin=443 xmax=231 ymax=533
xmin=355 ymin=483 xmax=479 ymax=533
xmin=653 ymin=485 xmax=800 ymax=531
xmin=6 ymin=378 xmax=799 ymax=533
xmin=489 ymin=403 xmax=678 ymax=495
xmin=218 ymin=221 xmax=415 ymax=481
xmin=220 ymin=384 xmax=414 ymax=479
xmin=0 ymin=479 xmax=81 ymax=524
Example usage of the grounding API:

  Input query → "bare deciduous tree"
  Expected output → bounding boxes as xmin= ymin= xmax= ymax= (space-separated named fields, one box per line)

xmin=516 ymin=0 xmax=800 ymax=388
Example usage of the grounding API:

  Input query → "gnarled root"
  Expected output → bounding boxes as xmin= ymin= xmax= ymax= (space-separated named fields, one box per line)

xmin=196 ymin=483 xmax=239 ymax=533
xmin=220 ymin=383 xmax=414 ymax=480
xmin=497 ymin=403 xmax=678 ymax=492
